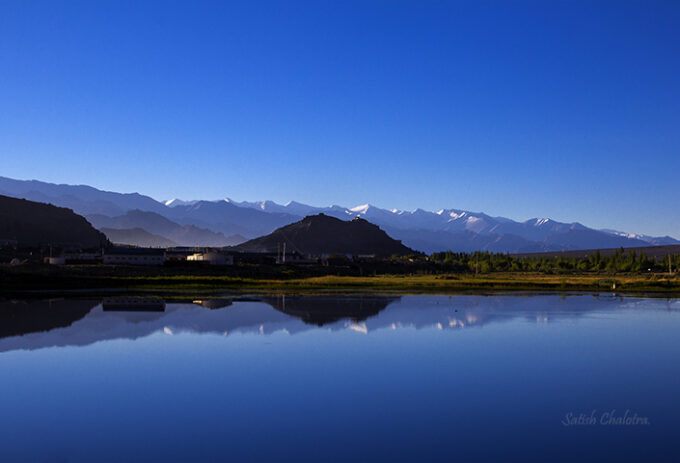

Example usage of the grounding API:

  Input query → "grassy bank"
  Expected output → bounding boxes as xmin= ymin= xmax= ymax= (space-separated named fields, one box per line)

xmin=2 ymin=266 xmax=679 ymax=295
xmin=115 ymin=273 xmax=680 ymax=293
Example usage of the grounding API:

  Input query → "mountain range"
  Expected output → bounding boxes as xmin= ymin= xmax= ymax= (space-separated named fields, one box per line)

xmin=0 ymin=295 xmax=645 ymax=353
xmin=1 ymin=176 xmax=677 ymax=253
xmin=86 ymin=210 xmax=245 ymax=247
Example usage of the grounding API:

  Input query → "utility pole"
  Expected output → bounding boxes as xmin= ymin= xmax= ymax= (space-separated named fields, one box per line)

xmin=283 ymin=242 xmax=286 ymax=264
xmin=669 ymin=254 xmax=673 ymax=276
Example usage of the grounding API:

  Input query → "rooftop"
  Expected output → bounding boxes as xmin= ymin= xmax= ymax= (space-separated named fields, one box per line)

xmin=104 ymin=248 xmax=165 ymax=256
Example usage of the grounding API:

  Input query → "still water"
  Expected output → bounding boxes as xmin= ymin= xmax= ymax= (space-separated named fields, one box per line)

xmin=0 ymin=293 xmax=679 ymax=462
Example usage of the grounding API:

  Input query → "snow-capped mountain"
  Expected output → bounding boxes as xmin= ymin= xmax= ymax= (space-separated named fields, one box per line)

xmin=172 ymin=197 xmax=672 ymax=252
xmin=600 ymin=229 xmax=680 ymax=246
xmin=164 ymin=198 xmax=198 ymax=207
xmin=224 ymin=198 xmax=328 ymax=217
xmin=0 ymin=176 xmax=676 ymax=253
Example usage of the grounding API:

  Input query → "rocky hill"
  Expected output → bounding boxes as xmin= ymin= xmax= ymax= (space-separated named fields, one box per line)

xmin=234 ymin=214 xmax=415 ymax=256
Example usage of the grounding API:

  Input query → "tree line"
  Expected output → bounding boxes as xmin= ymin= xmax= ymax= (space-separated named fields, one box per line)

xmin=427 ymin=248 xmax=680 ymax=274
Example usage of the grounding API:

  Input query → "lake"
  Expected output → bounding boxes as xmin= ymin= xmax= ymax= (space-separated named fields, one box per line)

xmin=0 ymin=293 xmax=679 ymax=462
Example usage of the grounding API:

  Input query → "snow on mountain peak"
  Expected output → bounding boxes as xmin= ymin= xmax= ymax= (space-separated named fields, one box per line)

xmin=165 ymin=198 xmax=197 ymax=207
xmin=612 ymin=231 xmax=641 ymax=239
xmin=350 ymin=204 xmax=371 ymax=214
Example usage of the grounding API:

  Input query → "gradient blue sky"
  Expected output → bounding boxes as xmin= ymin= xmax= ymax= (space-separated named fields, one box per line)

xmin=1 ymin=1 xmax=678 ymax=236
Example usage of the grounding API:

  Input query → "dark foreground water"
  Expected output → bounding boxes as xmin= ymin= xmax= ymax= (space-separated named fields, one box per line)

xmin=0 ymin=293 xmax=679 ymax=462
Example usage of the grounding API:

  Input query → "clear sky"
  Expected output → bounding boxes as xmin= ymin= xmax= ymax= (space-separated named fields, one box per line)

xmin=1 ymin=1 xmax=678 ymax=236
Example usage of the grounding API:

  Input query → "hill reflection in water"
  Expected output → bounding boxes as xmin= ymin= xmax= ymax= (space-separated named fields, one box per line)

xmin=1 ymin=294 xmax=680 ymax=462
xmin=0 ymin=293 xmax=675 ymax=353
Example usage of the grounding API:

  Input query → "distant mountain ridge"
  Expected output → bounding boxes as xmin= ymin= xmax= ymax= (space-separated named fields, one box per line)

xmin=0 ymin=176 xmax=166 ymax=216
xmin=86 ymin=210 xmax=246 ymax=247
xmin=0 ymin=176 xmax=676 ymax=253
xmin=163 ymin=200 xmax=300 ymax=238
xmin=101 ymin=227 xmax=177 ymax=248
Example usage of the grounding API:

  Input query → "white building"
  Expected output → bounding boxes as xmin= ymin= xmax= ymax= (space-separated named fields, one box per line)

xmin=103 ymin=248 xmax=166 ymax=265
xmin=187 ymin=252 xmax=233 ymax=265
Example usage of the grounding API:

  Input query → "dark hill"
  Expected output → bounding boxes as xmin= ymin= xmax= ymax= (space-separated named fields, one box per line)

xmin=0 ymin=195 xmax=108 ymax=248
xmin=234 ymin=214 xmax=415 ymax=256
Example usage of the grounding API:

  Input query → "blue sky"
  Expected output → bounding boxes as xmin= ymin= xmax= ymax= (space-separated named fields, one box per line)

xmin=1 ymin=1 xmax=678 ymax=236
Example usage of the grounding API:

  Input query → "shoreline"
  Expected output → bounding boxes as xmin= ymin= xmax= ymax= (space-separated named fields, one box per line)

xmin=1 ymin=270 xmax=679 ymax=297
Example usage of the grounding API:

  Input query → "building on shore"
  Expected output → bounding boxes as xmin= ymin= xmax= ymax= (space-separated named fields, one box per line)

xmin=44 ymin=256 xmax=66 ymax=265
xmin=166 ymin=248 xmax=202 ymax=262
xmin=187 ymin=252 xmax=233 ymax=265
xmin=103 ymin=248 xmax=166 ymax=265
xmin=44 ymin=252 xmax=102 ymax=265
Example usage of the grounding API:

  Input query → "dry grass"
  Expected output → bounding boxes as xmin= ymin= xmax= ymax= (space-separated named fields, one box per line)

xmin=116 ymin=272 xmax=680 ymax=293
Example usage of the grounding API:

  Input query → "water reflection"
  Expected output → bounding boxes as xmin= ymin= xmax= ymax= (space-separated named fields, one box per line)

xmin=1 ymin=294 xmax=680 ymax=462
xmin=0 ymin=298 xmax=96 ymax=339
xmin=102 ymin=296 xmax=166 ymax=311
xmin=266 ymin=295 xmax=399 ymax=325
xmin=0 ymin=294 xmax=677 ymax=353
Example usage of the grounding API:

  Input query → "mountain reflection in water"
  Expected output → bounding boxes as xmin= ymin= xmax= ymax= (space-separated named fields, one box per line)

xmin=0 ymin=293 xmax=675 ymax=353
xmin=1 ymin=294 xmax=680 ymax=462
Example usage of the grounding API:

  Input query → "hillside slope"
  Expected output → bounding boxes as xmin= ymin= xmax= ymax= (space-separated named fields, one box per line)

xmin=234 ymin=214 xmax=415 ymax=256
xmin=0 ymin=195 xmax=108 ymax=248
